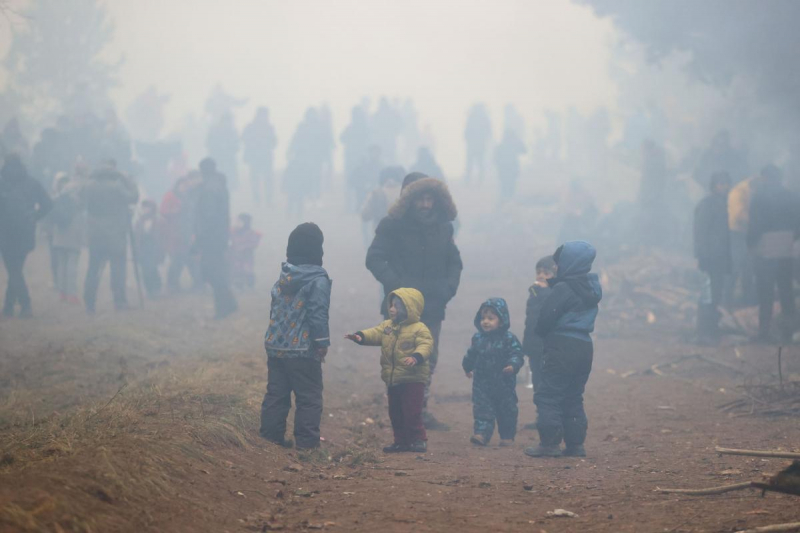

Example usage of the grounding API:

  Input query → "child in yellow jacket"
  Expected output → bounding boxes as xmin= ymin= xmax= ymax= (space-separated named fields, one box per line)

xmin=346 ymin=288 xmax=433 ymax=453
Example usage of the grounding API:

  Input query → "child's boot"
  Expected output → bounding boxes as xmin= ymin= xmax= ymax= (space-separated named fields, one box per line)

xmin=470 ymin=434 xmax=488 ymax=446
xmin=383 ymin=443 xmax=408 ymax=453
xmin=408 ymin=440 xmax=427 ymax=453
xmin=524 ymin=426 xmax=562 ymax=458
xmin=562 ymin=416 xmax=587 ymax=457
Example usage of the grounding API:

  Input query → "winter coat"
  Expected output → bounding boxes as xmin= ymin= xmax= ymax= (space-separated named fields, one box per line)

xmin=194 ymin=172 xmax=230 ymax=252
xmin=366 ymin=178 xmax=463 ymax=323
xmin=160 ymin=188 xmax=196 ymax=255
xmin=522 ymin=283 xmax=552 ymax=359
xmin=0 ymin=165 xmax=52 ymax=253
xmin=537 ymin=241 xmax=603 ymax=343
xmin=358 ymin=288 xmax=434 ymax=386
xmin=264 ymin=263 xmax=332 ymax=358
xmin=51 ymin=183 xmax=84 ymax=251
xmin=81 ymin=169 xmax=139 ymax=253
xmin=462 ymin=298 xmax=524 ymax=381
xmin=728 ymin=178 xmax=754 ymax=232
xmin=693 ymin=193 xmax=731 ymax=274
xmin=747 ymin=182 xmax=800 ymax=259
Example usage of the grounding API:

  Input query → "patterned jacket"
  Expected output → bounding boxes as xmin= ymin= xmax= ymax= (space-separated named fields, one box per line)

xmin=462 ymin=297 xmax=524 ymax=382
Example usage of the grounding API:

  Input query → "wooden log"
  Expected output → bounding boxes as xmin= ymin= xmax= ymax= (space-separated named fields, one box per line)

xmin=716 ymin=447 xmax=800 ymax=459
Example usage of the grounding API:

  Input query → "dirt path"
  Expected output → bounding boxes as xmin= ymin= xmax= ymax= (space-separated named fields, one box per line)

xmin=1 ymin=209 xmax=799 ymax=532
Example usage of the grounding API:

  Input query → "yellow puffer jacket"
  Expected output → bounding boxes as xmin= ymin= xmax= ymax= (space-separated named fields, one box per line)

xmin=359 ymin=288 xmax=433 ymax=386
xmin=728 ymin=177 xmax=754 ymax=232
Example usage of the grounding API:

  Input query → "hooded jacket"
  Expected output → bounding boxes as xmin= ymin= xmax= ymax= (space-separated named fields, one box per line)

xmin=365 ymin=178 xmax=463 ymax=323
xmin=536 ymin=241 xmax=602 ymax=343
xmin=264 ymin=263 xmax=332 ymax=358
xmin=0 ymin=157 xmax=52 ymax=252
xmin=358 ymin=288 xmax=434 ymax=386
xmin=462 ymin=298 xmax=524 ymax=379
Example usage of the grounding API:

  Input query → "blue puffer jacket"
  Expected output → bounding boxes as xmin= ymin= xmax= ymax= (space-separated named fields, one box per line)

xmin=536 ymin=241 xmax=602 ymax=343
xmin=462 ymin=297 xmax=525 ymax=378
xmin=264 ymin=262 xmax=332 ymax=358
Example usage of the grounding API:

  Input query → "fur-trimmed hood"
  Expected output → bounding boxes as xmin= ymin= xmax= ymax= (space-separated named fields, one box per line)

xmin=387 ymin=177 xmax=457 ymax=222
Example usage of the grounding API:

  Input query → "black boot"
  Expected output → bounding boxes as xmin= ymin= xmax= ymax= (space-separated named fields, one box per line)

xmin=563 ymin=416 xmax=587 ymax=457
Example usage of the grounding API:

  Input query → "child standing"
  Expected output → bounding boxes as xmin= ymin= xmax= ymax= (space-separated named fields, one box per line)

xmin=231 ymin=212 xmax=262 ymax=290
xmin=261 ymin=223 xmax=332 ymax=450
xmin=463 ymin=298 xmax=524 ymax=446
xmin=525 ymin=241 xmax=602 ymax=458
xmin=346 ymin=288 xmax=433 ymax=453
xmin=522 ymin=256 xmax=557 ymax=392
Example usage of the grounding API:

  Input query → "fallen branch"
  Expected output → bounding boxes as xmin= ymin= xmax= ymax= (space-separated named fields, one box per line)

xmin=735 ymin=522 xmax=800 ymax=533
xmin=716 ymin=447 xmax=800 ymax=459
xmin=656 ymin=481 xmax=755 ymax=495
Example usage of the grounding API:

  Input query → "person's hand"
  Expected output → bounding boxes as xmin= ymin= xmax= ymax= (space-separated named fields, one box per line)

xmin=345 ymin=333 xmax=363 ymax=343
xmin=316 ymin=346 xmax=328 ymax=360
xmin=502 ymin=365 xmax=514 ymax=374
xmin=402 ymin=357 xmax=416 ymax=366
xmin=534 ymin=280 xmax=547 ymax=288
xmin=465 ymin=371 xmax=473 ymax=379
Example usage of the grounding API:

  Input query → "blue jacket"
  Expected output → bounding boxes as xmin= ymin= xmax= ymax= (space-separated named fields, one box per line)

xmin=264 ymin=263 xmax=332 ymax=358
xmin=462 ymin=298 xmax=524 ymax=379
xmin=536 ymin=241 xmax=602 ymax=343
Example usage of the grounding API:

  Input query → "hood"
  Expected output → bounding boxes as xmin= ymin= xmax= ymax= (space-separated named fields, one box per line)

xmin=388 ymin=177 xmax=457 ymax=222
xmin=552 ymin=241 xmax=602 ymax=306
xmin=277 ymin=262 xmax=327 ymax=295
xmin=388 ymin=287 xmax=425 ymax=325
xmin=474 ymin=297 xmax=511 ymax=333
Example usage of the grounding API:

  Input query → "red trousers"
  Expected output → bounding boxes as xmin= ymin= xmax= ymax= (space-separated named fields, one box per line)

xmin=387 ymin=382 xmax=427 ymax=445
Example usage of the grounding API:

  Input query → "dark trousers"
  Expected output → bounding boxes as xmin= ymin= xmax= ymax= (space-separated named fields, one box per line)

xmin=200 ymin=249 xmax=237 ymax=317
xmin=388 ymin=382 xmax=427 ymax=445
xmin=534 ymin=335 xmax=593 ymax=447
xmin=1 ymin=246 xmax=30 ymax=315
xmin=260 ymin=357 xmax=323 ymax=449
xmin=472 ymin=378 xmax=518 ymax=441
xmin=697 ymin=269 xmax=726 ymax=337
xmin=755 ymin=257 xmax=796 ymax=339
xmin=141 ymin=261 xmax=162 ymax=298
xmin=421 ymin=320 xmax=442 ymax=410
xmin=83 ymin=246 xmax=127 ymax=312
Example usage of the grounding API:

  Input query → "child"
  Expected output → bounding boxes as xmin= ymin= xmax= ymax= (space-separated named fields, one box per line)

xmin=462 ymin=298 xmax=524 ymax=447
xmin=346 ymin=288 xmax=433 ymax=453
xmin=260 ymin=223 xmax=332 ymax=449
xmin=231 ymin=212 xmax=262 ymax=290
xmin=522 ymin=256 xmax=557 ymax=392
xmin=525 ymin=241 xmax=602 ymax=458
xmin=134 ymin=199 xmax=164 ymax=299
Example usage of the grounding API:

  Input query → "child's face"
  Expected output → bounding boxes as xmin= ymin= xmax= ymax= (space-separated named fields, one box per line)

xmin=388 ymin=297 xmax=400 ymax=321
xmin=536 ymin=268 xmax=556 ymax=284
xmin=480 ymin=307 xmax=501 ymax=332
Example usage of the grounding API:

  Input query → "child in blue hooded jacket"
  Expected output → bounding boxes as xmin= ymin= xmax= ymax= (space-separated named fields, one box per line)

xmin=260 ymin=223 xmax=332 ymax=450
xmin=462 ymin=298 xmax=524 ymax=446
xmin=525 ymin=241 xmax=602 ymax=459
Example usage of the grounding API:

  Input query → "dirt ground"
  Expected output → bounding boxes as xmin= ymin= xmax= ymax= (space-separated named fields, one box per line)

xmin=1 ymin=196 xmax=799 ymax=533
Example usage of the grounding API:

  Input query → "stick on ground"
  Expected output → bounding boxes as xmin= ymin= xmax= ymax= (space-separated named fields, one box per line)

xmin=735 ymin=522 xmax=800 ymax=533
xmin=716 ymin=447 xmax=800 ymax=459
xmin=655 ymin=481 xmax=755 ymax=495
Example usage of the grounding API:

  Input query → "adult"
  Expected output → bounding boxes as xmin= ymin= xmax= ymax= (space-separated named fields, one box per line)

xmin=747 ymin=165 xmax=799 ymax=342
xmin=494 ymin=128 xmax=526 ymax=202
xmin=693 ymin=172 xmax=731 ymax=343
xmin=366 ymin=173 xmax=463 ymax=429
xmin=464 ymin=103 xmax=492 ymax=184
xmin=242 ymin=107 xmax=278 ymax=205
xmin=194 ymin=158 xmax=238 ymax=319
xmin=0 ymin=154 xmax=52 ymax=317
xmin=81 ymin=159 xmax=139 ymax=314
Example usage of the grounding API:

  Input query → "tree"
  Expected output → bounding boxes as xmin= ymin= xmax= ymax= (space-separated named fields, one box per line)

xmin=1 ymin=0 xmax=121 ymax=128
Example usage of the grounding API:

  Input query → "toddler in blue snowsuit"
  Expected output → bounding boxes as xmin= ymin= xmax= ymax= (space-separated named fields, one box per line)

xmin=462 ymin=298 xmax=524 ymax=446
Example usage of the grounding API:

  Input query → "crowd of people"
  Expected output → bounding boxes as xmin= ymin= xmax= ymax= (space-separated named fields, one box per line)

xmin=0 ymin=151 xmax=261 ymax=320
xmin=693 ymin=164 xmax=800 ymax=344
